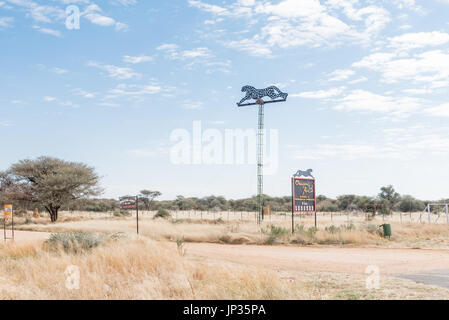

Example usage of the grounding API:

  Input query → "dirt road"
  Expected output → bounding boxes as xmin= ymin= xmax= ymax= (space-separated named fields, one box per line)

xmin=186 ymin=243 xmax=449 ymax=275
xmin=7 ymin=230 xmax=449 ymax=289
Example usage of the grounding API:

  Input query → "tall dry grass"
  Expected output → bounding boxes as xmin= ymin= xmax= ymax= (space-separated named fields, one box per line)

xmin=0 ymin=236 xmax=308 ymax=300
xmin=15 ymin=213 xmax=449 ymax=248
xmin=0 ymin=237 xmax=448 ymax=300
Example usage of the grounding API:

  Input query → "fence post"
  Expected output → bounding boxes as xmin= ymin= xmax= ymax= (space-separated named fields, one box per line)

xmin=428 ymin=204 xmax=431 ymax=224
xmin=446 ymin=203 xmax=449 ymax=224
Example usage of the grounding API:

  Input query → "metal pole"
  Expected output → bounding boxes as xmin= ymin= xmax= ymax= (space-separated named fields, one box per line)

xmin=257 ymin=102 xmax=264 ymax=225
xmin=11 ymin=208 xmax=14 ymax=240
xmin=428 ymin=204 xmax=431 ymax=224
xmin=446 ymin=204 xmax=448 ymax=225
xmin=291 ymin=208 xmax=294 ymax=234
xmin=136 ymin=196 xmax=139 ymax=235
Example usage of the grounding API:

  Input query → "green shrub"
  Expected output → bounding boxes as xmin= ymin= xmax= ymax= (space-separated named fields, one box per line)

xmin=365 ymin=224 xmax=382 ymax=236
xmin=307 ymin=227 xmax=318 ymax=237
xmin=114 ymin=209 xmax=131 ymax=217
xmin=176 ymin=237 xmax=186 ymax=256
xmin=154 ymin=208 xmax=171 ymax=219
xmin=213 ymin=218 xmax=225 ymax=224
xmin=264 ymin=224 xmax=289 ymax=244
xmin=343 ymin=223 xmax=356 ymax=231
xmin=295 ymin=224 xmax=306 ymax=234
xmin=325 ymin=225 xmax=340 ymax=234
xmin=45 ymin=232 xmax=106 ymax=253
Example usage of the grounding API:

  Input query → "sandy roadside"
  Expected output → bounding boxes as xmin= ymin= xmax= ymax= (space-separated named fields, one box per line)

xmin=185 ymin=242 xmax=449 ymax=275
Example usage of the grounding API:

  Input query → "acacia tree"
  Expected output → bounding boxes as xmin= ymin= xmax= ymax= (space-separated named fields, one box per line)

xmin=378 ymin=185 xmax=400 ymax=215
xmin=0 ymin=156 xmax=102 ymax=222
xmin=139 ymin=190 xmax=161 ymax=211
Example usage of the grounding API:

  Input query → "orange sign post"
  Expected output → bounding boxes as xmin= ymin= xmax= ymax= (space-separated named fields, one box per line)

xmin=3 ymin=204 xmax=14 ymax=241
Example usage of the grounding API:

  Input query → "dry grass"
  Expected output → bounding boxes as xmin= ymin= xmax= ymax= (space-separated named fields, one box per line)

xmin=0 ymin=237 xmax=447 ymax=300
xmin=0 ymin=236 xmax=311 ymax=299
xmin=13 ymin=210 xmax=449 ymax=249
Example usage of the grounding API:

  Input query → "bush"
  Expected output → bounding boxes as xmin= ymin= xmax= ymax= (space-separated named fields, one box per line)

xmin=306 ymin=227 xmax=318 ymax=237
xmin=176 ymin=237 xmax=186 ymax=256
xmin=213 ymin=218 xmax=225 ymax=224
xmin=45 ymin=232 xmax=105 ymax=253
xmin=263 ymin=224 xmax=289 ymax=244
xmin=343 ymin=223 xmax=356 ymax=231
xmin=318 ymin=199 xmax=339 ymax=212
xmin=114 ymin=209 xmax=131 ymax=217
xmin=154 ymin=208 xmax=171 ymax=219
xmin=365 ymin=224 xmax=382 ymax=236
xmin=324 ymin=224 xmax=355 ymax=234
xmin=325 ymin=225 xmax=340 ymax=234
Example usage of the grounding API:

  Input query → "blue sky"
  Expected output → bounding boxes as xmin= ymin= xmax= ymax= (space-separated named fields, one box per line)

xmin=1 ymin=0 xmax=449 ymax=200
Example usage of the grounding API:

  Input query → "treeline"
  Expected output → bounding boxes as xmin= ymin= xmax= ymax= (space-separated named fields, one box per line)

xmin=66 ymin=185 xmax=446 ymax=214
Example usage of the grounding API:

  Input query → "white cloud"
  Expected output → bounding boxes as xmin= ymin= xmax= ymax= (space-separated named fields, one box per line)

xmin=33 ymin=25 xmax=61 ymax=37
xmin=191 ymin=0 xmax=391 ymax=57
xmin=123 ymin=55 xmax=153 ymax=64
xmin=181 ymin=47 xmax=212 ymax=59
xmin=291 ymin=87 xmax=345 ymax=99
xmin=73 ymin=88 xmax=95 ymax=98
xmin=333 ymin=90 xmax=423 ymax=117
xmin=88 ymin=61 xmax=141 ymax=80
xmin=7 ymin=0 xmax=65 ymax=23
xmin=293 ymin=143 xmax=398 ymax=160
xmin=107 ymin=83 xmax=163 ymax=97
xmin=156 ymin=43 xmax=179 ymax=51
xmin=424 ymin=103 xmax=449 ymax=117
xmin=328 ymin=69 xmax=355 ymax=81
xmin=354 ymin=50 xmax=449 ymax=88
xmin=389 ymin=31 xmax=449 ymax=51
xmin=293 ymin=126 xmax=449 ymax=160
xmin=97 ymin=102 xmax=119 ymax=107
xmin=82 ymin=3 xmax=128 ymax=31
xmin=51 ymin=67 xmax=68 ymax=74
xmin=188 ymin=0 xmax=229 ymax=16
xmin=0 ymin=17 xmax=13 ymax=28
xmin=183 ymin=102 xmax=203 ymax=110
xmin=225 ymin=38 xmax=273 ymax=58
xmin=158 ymin=44 xmax=213 ymax=60
xmin=0 ymin=121 xmax=14 ymax=127
xmin=44 ymin=96 xmax=57 ymax=102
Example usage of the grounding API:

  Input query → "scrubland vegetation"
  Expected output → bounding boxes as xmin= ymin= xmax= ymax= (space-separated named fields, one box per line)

xmin=0 ymin=234 xmax=447 ymax=300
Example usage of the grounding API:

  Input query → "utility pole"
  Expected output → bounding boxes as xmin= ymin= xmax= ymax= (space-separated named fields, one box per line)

xmin=257 ymin=99 xmax=264 ymax=225
xmin=237 ymin=86 xmax=288 ymax=225
xmin=136 ymin=195 xmax=139 ymax=235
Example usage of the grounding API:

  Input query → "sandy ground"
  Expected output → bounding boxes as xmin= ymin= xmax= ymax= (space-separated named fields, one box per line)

xmin=9 ymin=229 xmax=449 ymax=276
xmin=185 ymin=242 xmax=449 ymax=275
xmin=7 ymin=229 xmax=449 ymax=292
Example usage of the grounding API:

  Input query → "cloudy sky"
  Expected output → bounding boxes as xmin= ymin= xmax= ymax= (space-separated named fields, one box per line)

xmin=1 ymin=0 xmax=449 ymax=200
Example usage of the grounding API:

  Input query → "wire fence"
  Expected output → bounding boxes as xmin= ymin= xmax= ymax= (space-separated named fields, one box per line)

xmin=113 ymin=209 xmax=449 ymax=226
